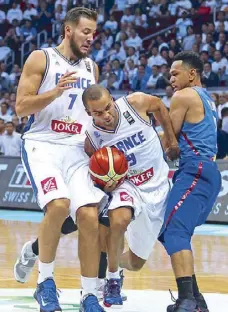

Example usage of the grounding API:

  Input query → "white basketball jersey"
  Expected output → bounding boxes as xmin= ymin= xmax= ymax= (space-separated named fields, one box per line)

xmin=86 ymin=96 xmax=169 ymax=191
xmin=23 ymin=47 xmax=96 ymax=145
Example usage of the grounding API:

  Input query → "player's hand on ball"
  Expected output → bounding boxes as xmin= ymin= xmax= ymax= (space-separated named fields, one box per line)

xmin=103 ymin=180 xmax=119 ymax=193
xmin=166 ymin=145 xmax=180 ymax=161
xmin=54 ymin=71 xmax=78 ymax=97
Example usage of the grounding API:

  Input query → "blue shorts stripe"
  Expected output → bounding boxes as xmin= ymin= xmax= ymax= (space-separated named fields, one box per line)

xmin=21 ymin=141 xmax=38 ymax=197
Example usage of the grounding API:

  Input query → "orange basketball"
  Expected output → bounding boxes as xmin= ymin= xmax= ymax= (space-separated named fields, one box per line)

xmin=89 ymin=146 xmax=128 ymax=189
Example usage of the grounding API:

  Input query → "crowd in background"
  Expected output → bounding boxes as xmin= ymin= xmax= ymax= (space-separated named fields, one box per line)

xmin=0 ymin=0 xmax=228 ymax=157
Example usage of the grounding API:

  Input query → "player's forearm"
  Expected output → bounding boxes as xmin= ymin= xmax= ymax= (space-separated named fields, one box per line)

xmin=16 ymin=89 xmax=58 ymax=117
xmin=154 ymin=105 xmax=178 ymax=147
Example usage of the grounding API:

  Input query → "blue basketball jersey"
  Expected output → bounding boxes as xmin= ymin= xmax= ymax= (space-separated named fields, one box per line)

xmin=178 ymin=87 xmax=218 ymax=162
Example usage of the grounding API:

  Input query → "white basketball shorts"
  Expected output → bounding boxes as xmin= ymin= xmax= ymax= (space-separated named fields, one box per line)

xmin=21 ymin=139 xmax=106 ymax=218
xmin=108 ymin=179 xmax=170 ymax=260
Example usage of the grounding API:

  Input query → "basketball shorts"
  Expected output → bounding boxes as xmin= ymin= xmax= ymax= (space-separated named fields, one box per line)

xmin=21 ymin=140 xmax=106 ymax=218
xmin=158 ymin=159 xmax=222 ymax=245
xmin=107 ymin=179 xmax=170 ymax=260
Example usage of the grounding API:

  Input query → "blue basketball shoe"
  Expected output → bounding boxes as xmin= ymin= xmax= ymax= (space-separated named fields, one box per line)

xmin=103 ymin=278 xmax=123 ymax=307
xmin=34 ymin=278 xmax=61 ymax=312
xmin=80 ymin=294 xmax=105 ymax=312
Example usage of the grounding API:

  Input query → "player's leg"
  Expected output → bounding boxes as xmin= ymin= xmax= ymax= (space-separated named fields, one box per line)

xmin=97 ymin=224 xmax=108 ymax=299
xmin=159 ymin=161 xmax=221 ymax=312
xmin=68 ymin=165 xmax=106 ymax=312
xmin=21 ymin=140 xmax=70 ymax=311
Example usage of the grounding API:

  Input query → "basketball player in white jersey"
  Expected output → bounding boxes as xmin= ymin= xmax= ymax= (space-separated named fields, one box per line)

xmin=82 ymin=85 xmax=179 ymax=307
xmin=16 ymin=8 xmax=106 ymax=312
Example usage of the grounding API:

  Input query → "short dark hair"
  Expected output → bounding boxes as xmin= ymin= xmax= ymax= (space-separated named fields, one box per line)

xmin=6 ymin=121 xmax=14 ymax=127
xmin=82 ymin=85 xmax=110 ymax=108
xmin=221 ymin=107 xmax=228 ymax=118
xmin=61 ymin=7 xmax=97 ymax=38
xmin=173 ymin=51 xmax=204 ymax=75
xmin=0 ymin=118 xmax=4 ymax=123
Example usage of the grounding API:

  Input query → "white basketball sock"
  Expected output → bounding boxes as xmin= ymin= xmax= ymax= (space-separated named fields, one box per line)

xmin=81 ymin=276 xmax=97 ymax=297
xmin=108 ymin=270 xmax=120 ymax=279
xmin=38 ymin=260 xmax=55 ymax=284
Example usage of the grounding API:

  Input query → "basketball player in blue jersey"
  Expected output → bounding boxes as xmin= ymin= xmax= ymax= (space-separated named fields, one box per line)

xmin=158 ymin=51 xmax=222 ymax=312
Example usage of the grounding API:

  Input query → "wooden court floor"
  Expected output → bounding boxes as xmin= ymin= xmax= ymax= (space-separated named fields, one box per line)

xmin=0 ymin=219 xmax=228 ymax=293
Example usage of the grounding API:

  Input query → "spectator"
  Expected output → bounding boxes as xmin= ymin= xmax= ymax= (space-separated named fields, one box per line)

xmin=201 ymin=33 xmax=214 ymax=52
xmin=111 ymin=0 xmax=128 ymax=12
xmin=23 ymin=2 xmax=38 ymax=21
xmin=169 ymin=38 xmax=181 ymax=54
xmin=175 ymin=11 xmax=193 ymax=39
xmin=212 ymin=50 xmax=228 ymax=74
xmin=202 ymin=62 xmax=219 ymax=87
xmin=53 ymin=4 xmax=65 ymax=32
xmin=139 ymin=54 xmax=152 ymax=76
xmin=16 ymin=116 xmax=28 ymax=134
xmin=162 ymin=85 xmax=173 ymax=109
xmin=112 ymin=59 xmax=124 ymax=88
xmin=109 ymin=42 xmax=126 ymax=64
xmin=99 ymin=63 xmax=112 ymax=82
xmin=12 ymin=115 xmax=19 ymax=129
xmin=0 ymin=121 xmax=21 ymax=156
xmin=37 ymin=1 xmax=52 ymax=31
xmin=148 ymin=46 xmax=167 ymax=67
xmin=90 ymin=40 xmax=107 ymax=64
xmin=134 ymin=8 xmax=148 ymax=28
xmin=121 ymin=7 xmax=134 ymax=24
xmin=9 ymin=64 xmax=21 ymax=86
xmin=100 ymin=29 xmax=114 ymax=50
xmin=131 ymin=65 xmax=149 ymax=91
xmin=125 ymin=28 xmax=142 ymax=51
xmin=211 ymin=92 xmax=220 ymax=108
xmin=97 ymin=8 xmax=104 ymax=24
xmin=215 ymin=11 xmax=228 ymax=32
xmin=176 ymin=0 xmax=192 ymax=16
xmin=183 ymin=25 xmax=195 ymax=51
xmin=156 ymin=64 xmax=170 ymax=89
xmin=104 ymin=14 xmax=118 ymax=34
xmin=218 ymin=93 xmax=228 ymax=119
xmin=124 ymin=59 xmax=137 ymax=88
xmin=200 ymin=50 xmax=210 ymax=64
xmin=125 ymin=46 xmax=138 ymax=71
xmin=41 ymin=37 xmax=56 ymax=48
xmin=146 ymin=65 xmax=162 ymax=89
xmin=6 ymin=2 xmax=23 ymax=24
xmin=20 ymin=19 xmax=37 ymax=42
xmin=0 ymin=39 xmax=11 ymax=62
xmin=54 ymin=0 xmax=68 ymax=12
xmin=156 ymin=35 xmax=169 ymax=52
xmin=0 ymin=8 xmax=6 ymax=24
xmin=0 ymin=103 xmax=12 ymax=122
xmin=0 ymin=118 xmax=5 ymax=135
xmin=216 ymin=32 xmax=226 ymax=52
xmin=100 ymin=72 xmax=119 ymax=90
xmin=221 ymin=107 xmax=228 ymax=134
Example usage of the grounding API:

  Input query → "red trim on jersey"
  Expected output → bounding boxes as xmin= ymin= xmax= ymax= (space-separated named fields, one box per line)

xmin=181 ymin=131 xmax=200 ymax=155
xmin=165 ymin=162 xmax=203 ymax=226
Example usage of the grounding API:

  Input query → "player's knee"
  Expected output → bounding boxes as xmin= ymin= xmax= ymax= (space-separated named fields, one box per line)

xmin=77 ymin=206 xmax=99 ymax=232
xmin=46 ymin=198 xmax=70 ymax=219
xmin=129 ymin=252 xmax=146 ymax=271
xmin=110 ymin=214 xmax=131 ymax=233
xmin=162 ymin=231 xmax=192 ymax=256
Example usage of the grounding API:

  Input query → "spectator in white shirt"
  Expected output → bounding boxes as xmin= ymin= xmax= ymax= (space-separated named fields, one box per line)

xmin=125 ymin=46 xmax=139 ymax=71
xmin=115 ymin=22 xmax=128 ymax=42
xmin=54 ymin=0 xmax=68 ymax=12
xmin=162 ymin=85 xmax=173 ymax=109
xmin=124 ymin=59 xmax=137 ymax=87
xmin=0 ymin=9 xmax=6 ymax=23
xmin=41 ymin=38 xmax=56 ymax=48
xmin=176 ymin=0 xmax=192 ymax=16
xmin=101 ymin=29 xmax=114 ymax=50
xmin=146 ymin=65 xmax=162 ymax=89
xmin=175 ymin=11 xmax=193 ymax=39
xmin=183 ymin=25 xmax=195 ymax=51
xmin=100 ymin=73 xmax=119 ymax=90
xmin=0 ymin=103 xmax=12 ymax=122
xmin=104 ymin=14 xmax=118 ymax=34
xmin=218 ymin=93 xmax=228 ymax=119
xmin=134 ymin=8 xmax=148 ymax=28
xmin=0 ymin=121 xmax=22 ymax=156
xmin=205 ymin=0 xmax=216 ymax=11
xmin=125 ymin=28 xmax=142 ymax=51
xmin=0 ymin=39 xmax=11 ymax=62
xmin=9 ymin=64 xmax=21 ymax=86
xmin=97 ymin=8 xmax=104 ymax=24
xmin=148 ymin=46 xmax=167 ymax=67
xmin=23 ymin=3 xmax=38 ymax=21
xmin=216 ymin=32 xmax=226 ymax=51
xmin=121 ymin=7 xmax=134 ymax=24
xmin=215 ymin=11 xmax=228 ymax=32
xmin=109 ymin=42 xmax=127 ymax=64
xmin=112 ymin=59 xmax=124 ymax=88
xmin=6 ymin=2 xmax=23 ymax=24
xmin=0 ymin=118 xmax=5 ymax=136
xmin=111 ymin=0 xmax=128 ymax=12
xmin=212 ymin=50 xmax=228 ymax=73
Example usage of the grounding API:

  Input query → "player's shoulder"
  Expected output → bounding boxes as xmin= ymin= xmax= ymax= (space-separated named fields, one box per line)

xmin=171 ymin=88 xmax=195 ymax=108
xmin=24 ymin=49 xmax=46 ymax=72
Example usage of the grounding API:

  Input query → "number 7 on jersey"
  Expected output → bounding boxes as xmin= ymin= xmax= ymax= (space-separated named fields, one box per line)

xmin=68 ymin=94 xmax=78 ymax=109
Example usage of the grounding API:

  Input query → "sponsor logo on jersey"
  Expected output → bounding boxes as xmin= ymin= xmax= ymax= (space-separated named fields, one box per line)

xmin=123 ymin=110 xmax=135 ymax=125
xmin=120 ymin=191 xmax=133 ymax=203
xmin=51 ymin=117 xmax=82 ymax=134
xmin=94 ymin=131 xmax=100 ymax=138
xmin=84 ymin=60 xmax=91 ymax=73
xmin=41 ymin=177 xmax=57 ymax=194
xmin=128 ymin=167 xmax=154 ymax=186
